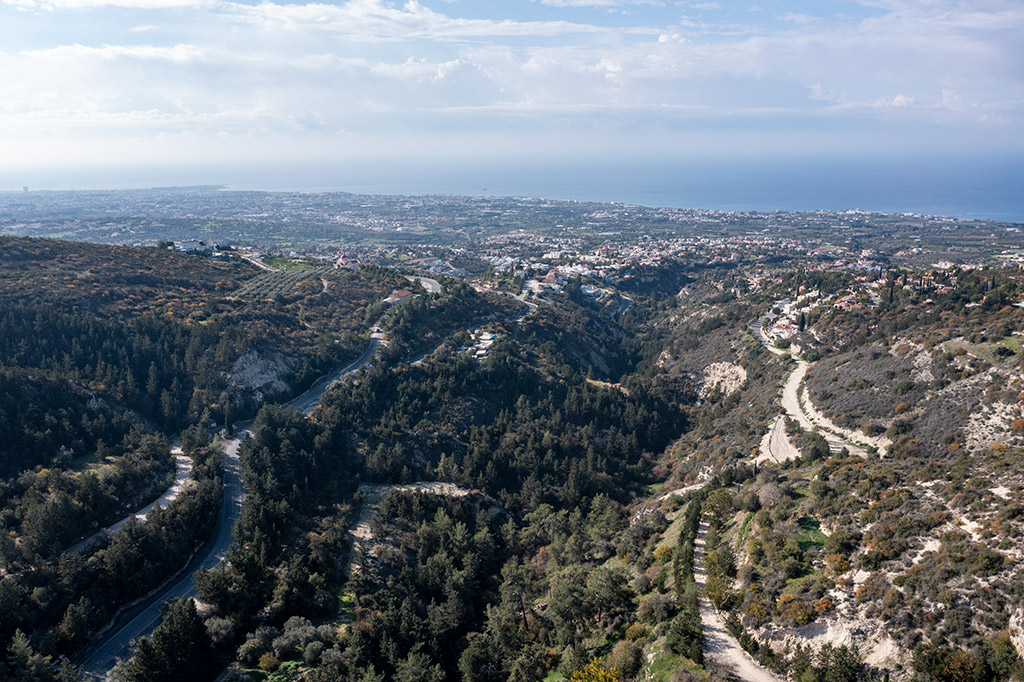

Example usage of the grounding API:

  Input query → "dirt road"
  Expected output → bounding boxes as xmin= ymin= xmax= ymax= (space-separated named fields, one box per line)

xmin=780 ymin=360 xmax=882 ymax=457
xmin=68 ymin=448 xmax=193 ymax=554
xmin=694 ymin=522 xmax=784 ymax=682
xmin=756 ymin=416 xmax=801 ymax=465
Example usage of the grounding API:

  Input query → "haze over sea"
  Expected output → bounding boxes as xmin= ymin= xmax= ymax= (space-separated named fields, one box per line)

xmin=5 ymin=155 xmax=1022 ymax=223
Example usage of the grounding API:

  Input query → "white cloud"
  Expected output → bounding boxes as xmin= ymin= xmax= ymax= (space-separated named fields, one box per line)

xmin=4 ymin=0 xmax=208 ymax=8
xmin=873 ymin=94 xmax=914 ymax=107
xmin=0 ymin=0 xmax=1021 ymax=169
xmin=227 ymin=0 xmax=654 ymax=40
xmin=23 ymin=43 xmax=207 ymax=62
xmin=539 ymin=0 xmax=620 ymax=7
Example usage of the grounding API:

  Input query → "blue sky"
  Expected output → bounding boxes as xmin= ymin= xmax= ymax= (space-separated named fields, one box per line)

xmin=0 ymin=0 xmax=1021 ymax=179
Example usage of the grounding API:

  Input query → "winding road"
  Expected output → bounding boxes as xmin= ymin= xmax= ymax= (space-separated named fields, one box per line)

xmin=82 ymin=276 xmax=473 ymax=677
xmin=67 ymin=448 xmax=194 ymax=555
xmin=752 ymin=315 xmax=886 ymax=461
xmin=81 ymin=440 xmax=243 ymax=678
xmin=79 ymin=333 xmax=383 ymax=679
xmin=406 ymin=274 xmax=441 ymax=294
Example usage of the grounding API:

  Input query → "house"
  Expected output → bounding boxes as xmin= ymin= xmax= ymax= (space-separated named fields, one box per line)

xmin=176 ymin=240 xmax=213 ymax=254
xmin=335 ymin=255 xmax=359 ymax=269
xmin=385 ymin=289 xmax=416 ymax=305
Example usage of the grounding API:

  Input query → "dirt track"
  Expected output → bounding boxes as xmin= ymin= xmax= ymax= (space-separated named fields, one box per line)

xmin=694 ymin=522 xmax=784 ymax=682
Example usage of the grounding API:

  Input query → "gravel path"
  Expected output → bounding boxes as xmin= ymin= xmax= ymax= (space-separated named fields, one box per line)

xmin=694 ymin=522 xmax=784 ymax=682
xmin=68 ymin=447 xmax=193 ymax=554
xmin=756 ymin=415 xmax=801 ymax=464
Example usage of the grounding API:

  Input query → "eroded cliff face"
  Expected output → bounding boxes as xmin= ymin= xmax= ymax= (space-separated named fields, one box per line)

xmin=225 ymin=350 xmax=296 ymax=411
xmin=699 ymin=361 xmax=748 ymax=400
xmin=229 ymin=351 xmax=294 ymax=394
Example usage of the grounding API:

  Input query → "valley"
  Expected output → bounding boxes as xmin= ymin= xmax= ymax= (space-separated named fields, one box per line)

xmin=0 ymin=194 xmax=1022 ymax=682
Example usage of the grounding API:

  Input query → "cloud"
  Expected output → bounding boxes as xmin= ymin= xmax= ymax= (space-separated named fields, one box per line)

xmin=23 ymin=43 xmax=207 ymax=62
xmin=0 ymin=0 xmax=1021 ymax=169
xmin=539 ymin=0 xmax=620 ymax=6
xmin=4 ymin=0 xmax=208 ymax=8
xmin=227 ymin=0 xmax=655 ymax=40
xmin=873 ymin=94 xmax=914 ymax=108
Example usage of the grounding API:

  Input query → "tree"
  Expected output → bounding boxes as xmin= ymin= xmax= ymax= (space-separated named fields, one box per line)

xmin=7 ymin=629 xmax=53 ymax=682
xmin=704 ymin=575 xmax=731 ymax=611
xmin=984 ymin=631 xmax=1020 ymax=680
xmin=395 ymin=648 xmax=444 ymax=682
xmin=666 ymin=608 xmax=704 ymax=664
xmin=941 ymin=649 xmax=987 ymax=682
xmin=607 ymin=640 xmax=641 ymax=679
xmin=118 ymin=599 xmax=215 ymax=682
xmin=115 ymin=637 xmax=167 ymax=682
xmin=817 ymin=643 xmax=862 ymax=682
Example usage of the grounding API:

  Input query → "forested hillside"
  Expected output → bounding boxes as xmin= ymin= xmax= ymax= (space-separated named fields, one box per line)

xmin=0 ymin=238 xmax=393 ymax=681
xmin=2 ymin=234 xmax=1024 ymax=682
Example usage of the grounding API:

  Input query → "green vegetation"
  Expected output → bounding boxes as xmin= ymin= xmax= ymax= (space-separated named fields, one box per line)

xmin=3 ymin=220 xmax=1024 ymax=682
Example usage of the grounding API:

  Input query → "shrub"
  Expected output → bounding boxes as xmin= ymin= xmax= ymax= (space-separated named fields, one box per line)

xmin=653 ymin=545 xmax=674 ymax=564
xmin=607 ymin=640 xmax=642 ymax=679
xmin=303 ymin=641 xmax=325 ymax=665
xmin=258 ymin=652 xmax=280 ymax=672
xmin=570 ymin=657 xmax=621 ymax=682
xmin=825 ymin=554 xmax=851 ymax=576
xmin=776 ymin=594 xmax=815 ymax=625
xmin=637 ymin=593 xmax=676 ymax=624
xmin=624 ymin=622 xmax=648 ymax=641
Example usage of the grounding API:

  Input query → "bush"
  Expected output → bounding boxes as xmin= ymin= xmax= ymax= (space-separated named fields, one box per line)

xmin=237 ymin=639 xmax=267 ymax=667
xmin=607 ymin=640 xmax=642 ymax=679
xmin=624 ymin=622 xmax=648 ymax=642
xmin=258 ymin=652 xmax=280 ymax=672
xmin=637 ymin=593 xmax=676 ymax=624
xmin=303 ymin=640 xmax=325 ymax=665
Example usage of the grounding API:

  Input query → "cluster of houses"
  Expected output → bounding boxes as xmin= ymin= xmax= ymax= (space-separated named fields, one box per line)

xmin=466 ymin=331 xmax=497 ymax=360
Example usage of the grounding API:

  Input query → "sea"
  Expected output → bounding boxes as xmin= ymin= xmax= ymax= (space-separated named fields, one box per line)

xmin=4 ymin=155 xmax=1022 ymax=223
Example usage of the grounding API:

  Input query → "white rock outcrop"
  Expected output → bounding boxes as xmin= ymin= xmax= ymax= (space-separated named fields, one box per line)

xmin=1010 ymin=608 xmax=1024 ymax=659
xmin=700 ymin=362 xmax=747 ymax=399
xmin=227 ymin=351 xmax=295 ymax=400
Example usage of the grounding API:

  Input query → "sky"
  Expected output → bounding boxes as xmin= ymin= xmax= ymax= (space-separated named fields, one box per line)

xmin=0 ymin=0 xmax=1022 ymax=185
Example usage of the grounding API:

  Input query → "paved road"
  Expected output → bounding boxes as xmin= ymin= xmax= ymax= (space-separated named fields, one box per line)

xmin=613 ymin=295 xmax=631 ymax=319
xmin=288 ymin=336 xmax=381 ymax=414
xmin=756 ymin=415 xmax=802 ymax=465
xmin=239 ymin=253 xmax=276 ymax=272
xmin=81 ymin=439 xmax=244 ymax=678
xmin=406 ymin=275 xmax=441 ymax=294
xmin=750 ymin=319 xmax=788 ymax=356
xmin=68 ymin=449 xmax=193 ymax=555
xmin=80 ymin=335 xmax=382 ymax=678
